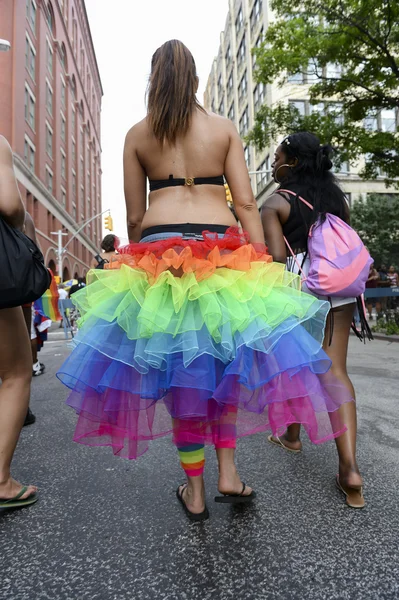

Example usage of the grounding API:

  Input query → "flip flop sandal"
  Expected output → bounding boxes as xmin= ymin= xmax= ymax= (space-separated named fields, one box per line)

xmin=215 ymin=482 xmax=256 ymax=504
xmin=267 ymin=434 xmax=302 ymax=453
xmin=335 ymin=475 xmax=365 ymax=509
xmin=176 ymin=484 xmax=209 ymax=522
xmin=0 ymin=486 xmax=38 ymax=509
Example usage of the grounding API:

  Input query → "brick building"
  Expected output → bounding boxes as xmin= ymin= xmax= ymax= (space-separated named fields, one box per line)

xmin=0 ymin=0 xmax=103 ymax=280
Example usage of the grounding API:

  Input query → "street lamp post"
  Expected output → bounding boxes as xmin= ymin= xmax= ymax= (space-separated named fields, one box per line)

xmin=51 ymin=208 xmax=110 ymax=282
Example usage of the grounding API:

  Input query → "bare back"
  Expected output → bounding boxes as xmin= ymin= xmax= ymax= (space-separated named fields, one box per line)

xmin=123 ymin=108 xmax=260 ymax=241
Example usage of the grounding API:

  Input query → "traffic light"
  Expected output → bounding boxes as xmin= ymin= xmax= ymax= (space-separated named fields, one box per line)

xmin=104 ymin=214 xmax=113 ymax=231
xmin=224 ymin=183 xmax=233 ymax=204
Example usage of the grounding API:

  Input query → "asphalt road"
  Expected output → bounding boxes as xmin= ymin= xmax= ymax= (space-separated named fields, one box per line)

xmin=1 ymin=334 xmax=399 ymax=600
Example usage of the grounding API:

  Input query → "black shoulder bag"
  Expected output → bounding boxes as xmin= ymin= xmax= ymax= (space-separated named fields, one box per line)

xmin=0 ymin=216 xmax=51 ymax=309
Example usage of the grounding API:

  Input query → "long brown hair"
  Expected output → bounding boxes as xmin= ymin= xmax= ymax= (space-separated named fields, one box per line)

xmin=147 ymin=40 xmax=204 ymax=144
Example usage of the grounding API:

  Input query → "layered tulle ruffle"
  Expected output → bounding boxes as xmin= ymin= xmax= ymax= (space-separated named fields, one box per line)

xmin=57 ymin=228 xmax=353 ymax=459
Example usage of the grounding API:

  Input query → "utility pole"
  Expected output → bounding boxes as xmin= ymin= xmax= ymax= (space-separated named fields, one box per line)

xmin=51 ymin=208 xmax=110 ymax=282
xmin=50 ymin=230 xmax=68 ymax=281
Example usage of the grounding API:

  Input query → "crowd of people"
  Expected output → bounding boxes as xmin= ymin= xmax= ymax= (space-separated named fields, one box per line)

xmin=2 ymin=40 xmax=375 ymax=516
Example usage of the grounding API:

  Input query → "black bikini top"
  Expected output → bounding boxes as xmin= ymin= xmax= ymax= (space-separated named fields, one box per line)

xmin=149 ymin=174 xmax=224 ymax=192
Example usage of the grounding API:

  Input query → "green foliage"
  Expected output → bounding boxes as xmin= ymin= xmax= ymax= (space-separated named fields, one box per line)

xmin=249 ymin=0 xmax=399 ymax=185
xmin=351 ymin=194 xmax=399 ymax=266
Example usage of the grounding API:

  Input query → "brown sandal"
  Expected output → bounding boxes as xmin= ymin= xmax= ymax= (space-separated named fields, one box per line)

xmin=335 ymin=475 xmax=365 ymax=509
xmin=267 ymin=434 xmax=302 ymax=453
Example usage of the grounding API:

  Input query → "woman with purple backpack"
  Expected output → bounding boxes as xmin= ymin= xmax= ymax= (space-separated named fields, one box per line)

xmin=261 ymin=132 xmax=371 ymax=509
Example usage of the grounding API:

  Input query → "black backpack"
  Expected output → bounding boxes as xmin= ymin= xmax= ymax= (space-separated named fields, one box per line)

xmin=0 ymin=216 xmax=51 ymax=309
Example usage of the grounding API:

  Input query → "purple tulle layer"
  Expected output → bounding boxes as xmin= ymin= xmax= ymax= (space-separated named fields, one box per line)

xmin=58 ymin=319 xmax=352 ymax=459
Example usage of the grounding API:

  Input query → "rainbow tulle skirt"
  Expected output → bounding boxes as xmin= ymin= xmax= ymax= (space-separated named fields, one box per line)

xmin=57 ymin=226 xmax=353 ymax=459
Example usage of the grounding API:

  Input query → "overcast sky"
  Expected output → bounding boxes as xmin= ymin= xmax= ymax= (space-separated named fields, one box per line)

xmin=85 ymin=0 xmax=229 ymax=242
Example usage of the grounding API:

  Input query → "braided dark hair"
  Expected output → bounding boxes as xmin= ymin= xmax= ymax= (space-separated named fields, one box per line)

xmin=278 ymin=132 xmax=349 ymax=227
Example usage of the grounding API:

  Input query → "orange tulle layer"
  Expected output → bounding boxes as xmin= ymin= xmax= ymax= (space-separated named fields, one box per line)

xmin=105 ymin=228 xmax=271 ymax=282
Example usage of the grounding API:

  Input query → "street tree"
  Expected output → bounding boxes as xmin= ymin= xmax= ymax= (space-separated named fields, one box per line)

xmin=248 ymin=0 xmax=399 ymax=186
xmin=351 ymin=194 xmax=399 ymax=266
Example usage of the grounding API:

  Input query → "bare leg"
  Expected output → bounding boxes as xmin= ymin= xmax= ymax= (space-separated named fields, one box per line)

xmin=323 ymin=304 xmax=362 ymax=490
xmin=0 ymin=307 xmax=37 ymax=500
xmin=215 ymin=405 xmax=252 ymax=496
xmin=216 ymin=447 xmax=253 ymax=496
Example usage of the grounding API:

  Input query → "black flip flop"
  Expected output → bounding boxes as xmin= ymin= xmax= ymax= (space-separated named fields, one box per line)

xmin=215 ymin=482 xmax=256 ymax=504
xmin=176 ymin=484 xmax=209 ymax=522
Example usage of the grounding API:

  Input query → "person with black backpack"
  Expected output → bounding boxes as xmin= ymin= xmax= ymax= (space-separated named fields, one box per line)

xmin=91 ymin=234 xmax=118 ymax=270
xmin=0 ymin=136 xmax=38 ymax=509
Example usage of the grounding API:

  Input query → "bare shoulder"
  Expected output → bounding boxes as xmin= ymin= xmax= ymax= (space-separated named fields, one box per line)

xmin=125 ymin=117 xmax=149 ymax=147
xmin=262 ymin=192 xmax=288 ymax=211
xmin=204 ymin=111 xmax=237 ymax=134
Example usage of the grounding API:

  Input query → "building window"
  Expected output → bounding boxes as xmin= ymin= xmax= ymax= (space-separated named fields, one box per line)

xmin=228 ymin=103 xmax=235 ymax=122
xmin=27 ymin=0 xmax=37 ymax=33
xmin=253 ymin=28 xmax=264 ymax=67
xmin=326 ymin=63 xmax=342 ymax=79
xmin=72 ymin=139 xmax=76 ymax=164
xmin=72 ymin=202 xmax=76 ymax=220
xmin=80 ymin=157 xmax=84 ymax=180
xmin=61 ymin=79 xmax=66 ymax=110
xmin=244 ymin=146 xmax=251 ymax=169
xmin=289 ymin=100 xmax=306 ymax=116
xmin=235 ymin=6 xmax=243 ymax=35
xmin=61 ymin=114 xmax=66 ymax=142
xmin=24 ymin=136 xmax=35 ymax=172
xmin=253 ymin=82 xmax=265 ymax=112
xmin=227 ymin=72 xmax=234 ymax=97
xmin=238 ymin=71 xmax=248 ymax=103
xmin=217 ymin=74 xmax=223 ymax=98
xmin=24 ymin=85 xmax=36 ymax=130
xmin=239 ymin=106 xmax=249 ymax=136
xmin=237 ymin=35 xmax=246 ymax=69
xmin=72 ymin=170 xmax=76 ymax=201
xmin=46 ymin=167 xmax=53 ymax=193
xmin=288 ymin=71 xmax=304 ymax=84
xmin=310 ymin=101 xmax=325 ymax=115
xmin=250 ymin=0 xmax=262 ymax=32
xmin=61 ymin=151 xmax=66 ymax=179
xmin=61 ymin=187 xmax=66 ymax=207
xmin=256 ymin=156 xmax=270 ymax=193
xmin=46 ymin=123 xmax=53 ymax=158
xmin=80 ymin=129 xmax=84 ymax=153
xmin=381 ymin=109 xmax=396 ymax=132
xmin=364 ymin=112 xmax=378 ymax=131
xmin=72 ymin=19 xmax=77 ymax=55
xmin=71 ymin=108 xmax=76 ymax=134
xmin=219 ymin=99 xmax=225 ymax=116
xmin=307 ymin=60 xmax=320 ymax=83
xmin=25 ymin=36 xmax=36 ymax=81
xmin=60 ymin=44 xmax=67 ymax=72
xmin=46 ymin=39 xmax=53 ymax=76
xmin=80 ymin=187 xmax=84 ymax=206
xmin=225 ymin=44 xmax=231 ymax=66
xmin=46 ymin=80 xmax=53 ymax=115
xmin=47 ymin=2 xmax=55 ymax=33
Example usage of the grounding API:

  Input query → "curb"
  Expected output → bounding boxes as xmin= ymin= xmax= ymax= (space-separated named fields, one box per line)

xmin=351 ymin=331 xmax=399 ymax=343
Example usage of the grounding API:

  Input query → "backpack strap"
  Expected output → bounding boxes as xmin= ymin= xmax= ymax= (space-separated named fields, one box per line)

xmin=277 ymin=189 xmax=312 ymax=280
xmin=278 ymin=189 xmax=314 ymax=210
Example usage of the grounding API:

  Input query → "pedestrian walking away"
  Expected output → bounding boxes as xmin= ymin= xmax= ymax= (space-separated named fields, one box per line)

xmin=261 ymin=132 xmax=372 ymax=509
xmin=57 ymin=41 xmax=354 ymax=522
xmin=91 ymin=233 xmax=118 ymax=269
xmin=0 ymin=136 xmax=38 ymax=509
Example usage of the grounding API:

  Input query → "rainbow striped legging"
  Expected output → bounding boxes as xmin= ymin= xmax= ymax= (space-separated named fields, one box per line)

xmin=173 ymin=405 xmax=237 ymax=476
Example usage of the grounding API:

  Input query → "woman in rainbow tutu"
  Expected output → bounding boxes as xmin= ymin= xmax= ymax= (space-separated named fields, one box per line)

xmin=57 ymin=40 xmax=353 ymax=521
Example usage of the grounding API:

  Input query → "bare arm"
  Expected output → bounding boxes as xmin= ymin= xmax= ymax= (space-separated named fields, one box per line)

xmin=261 ymin=194 xmax=289 ymax=264
xmin=224 ymin=121 xmax=264 ymax=245
xmin=123 ymin=127 xmax=147 ymax=243
xmin=0 ymin=136 xmax=25 ymax=229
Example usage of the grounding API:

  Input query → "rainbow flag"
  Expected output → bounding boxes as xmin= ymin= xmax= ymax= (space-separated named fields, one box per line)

xmin=34 ymin=271 xmax=62 ymax=322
